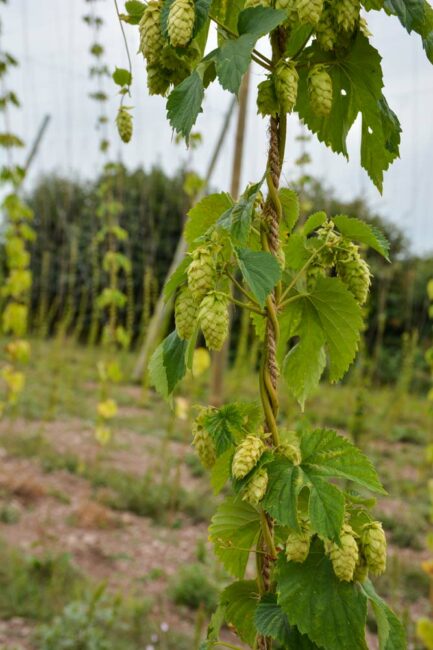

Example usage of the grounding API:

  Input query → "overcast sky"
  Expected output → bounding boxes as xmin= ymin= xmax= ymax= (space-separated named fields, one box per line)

xmin=2 ymin=1 xmax=433 ymax=254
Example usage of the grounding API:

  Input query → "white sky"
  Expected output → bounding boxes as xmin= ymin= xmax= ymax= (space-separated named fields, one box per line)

xmin=1 ymin=1 xmax=433 ymax=254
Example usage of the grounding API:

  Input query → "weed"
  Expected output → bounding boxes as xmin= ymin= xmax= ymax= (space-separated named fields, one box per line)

xmin=168 ymin=563 xmax=219 ymax=612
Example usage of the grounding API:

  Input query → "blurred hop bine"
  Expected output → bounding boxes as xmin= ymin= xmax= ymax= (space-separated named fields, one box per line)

xmin=114 ymin=0 xmax=432 ymax=648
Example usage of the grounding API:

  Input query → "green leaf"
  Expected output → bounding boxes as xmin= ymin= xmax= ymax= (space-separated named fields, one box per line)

xmin=282 ymin=300 xmax=326 ymax=408
xmin=203 ymin=403 xmax=243 ymax=455
xmin=333 ymin=215 xmax=390 ymax=260
xmin=305 ymin=473 xmax=345 ymax=541
xmin=163 ymin=257 xmax=190 ymax=300
xmin=361 ymin=580 xmax=406 ymax=650
xmin=237 ymin=6 xmax=287 ymax=36
xmin=123 ymin=0 xmax=145 ymax=23
xmin=215 ymin=33 xmax=256 ymax=94
xmin=221 ymin=581 xmax=258 ymax=647
xmin=384 ymin=0 xmax=433 ymax=63
xmin=279 ymin=188 xmax=300 ymax=232
xmin=210 ymin=449 xmax=232 ymax=495
xmin=209 ymin=497 xmax=261 ymax=579
xmin=303 ymin=211 xmax=327 ymax=236
xmin=112 ymin=67 xmax=132 ymax=87
xmin=211 ymin=0 xmax=245 ymax=33
xmin=284 ymin=232 xmax=310 ymax=270
xmin=167 ymin=70 xmax=204 ymax=138
xmin=296 ymin=35 xmax=401 ymax=191
xmin=148 ymin=331 xmax=187 ymax=399
xmin=205 ymin=603 xmax=226 ymax=644
xmin=255 ymin=594 xmax=320 ymax=649
xmin=193 ymin=0 xmax=212 ymax=38
xmin=277 ymin=540 xmax=368 ymax=650
xmin=185 ymin=192 xmax=232 ymax=244
xmin=300 ymin=428 xmax=386 ymax=495
xmin=235 ymin=248 xmax=281 ymax=308
xmin=263 ymin=459 xmax=303 ymax=529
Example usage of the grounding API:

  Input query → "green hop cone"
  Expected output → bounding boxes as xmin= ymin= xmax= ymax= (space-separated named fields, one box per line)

xmin=232 ymin=435 xmax=266 ymax=479
xmin=242 ymin=468 xmax=268 ymax=506
xmin=308 ymin=65 xmax=333 ymax=116
xmin=245 ymin=0 xmax=271 ymax=6
xmin=285 ymin=519 xmax=311 ymax=563
xmin=336 ymin=244 xmax=371 ymax=305
xmin=257 ymin=78 xmax=279 ymax=118
xmin=353 ymin=552 xmax=369 ymax=583
xmin=175 ymin=286 xmax=198 ymax=340
xmin=316 ymin=8 xmax=337 ymax=50
xmin=296 ymin=0 xmax=324 ymax=24
xmin=275 ymin=0 xmax=291 ymax=8
xmin=168 ymin=0 xmax=195 ymax=48
xmin=362 ymin=521 xmax=387 ymax=576
xmin=333 ymin=0 xmax=359 ymax=32
xmin=116 ymin=106 xmax=133 ymax=143
xmin=198 ymin=292 xmax=229 ymax=351
xmin=192 ymin=408 xmax=216 ymax=469
xmin=275 ymin=60 xmax=299 ymax=114
xmin=146 ymin=64 xmax=171 ymax=96
xmin=326 ymin=523 xmax=359 ymax=582
xmin=187 ymin=247 xmax=216 ymax=301
xmin=139 ymin=1 xmax=164 ymax=63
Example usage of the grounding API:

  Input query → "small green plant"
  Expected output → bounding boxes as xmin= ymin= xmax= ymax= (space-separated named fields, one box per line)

xmin=169 ymin=563 xmax=219 ymax=612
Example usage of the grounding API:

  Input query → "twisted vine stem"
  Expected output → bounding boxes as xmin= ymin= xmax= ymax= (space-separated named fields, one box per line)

xmin=257 ymin=29 xmax=287 ymax=650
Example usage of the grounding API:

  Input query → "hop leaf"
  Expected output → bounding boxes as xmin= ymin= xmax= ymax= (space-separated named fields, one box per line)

xmin=187 ymin=246 xmax=216 ymax=301
xmin=242 ymin=468 xmax=268 ymax=505
xmin=325 ymin=523 xmax=359 ymax=581
xmin=198 ymin=292 xmax=229 ymax=351
xmin=275 ymin=60 xmax=299 ymax=114
xmin=232 ymin=435 xmax=266 ymax=479
xmin=116 ymin=106 xmax=133 ymax=143
xmin=168 ymin=0 xmax=196 ymax=48
xmin=308 ymin=65 xmax=333 ymax=116
xmin=362 ymin=521 xmax=387 ymax=576
xmin=139 ymin=1 xmax=164 ymax=63
xmin=175 ymin=286 xmax=198 ymax=340
xmin=285 ymin=519 xmax=312 ymax=563
xmin=296 ymin=0 xmax=324 ymax=24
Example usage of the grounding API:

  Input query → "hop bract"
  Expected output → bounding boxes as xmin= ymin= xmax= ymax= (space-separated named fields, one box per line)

xmin=362 ymin=521 xmax=387 ymax=576
xmin=168 ymin=0 xmax=195 ymax=48
xmin=198 ymin=292 xmax=229 ymax=351
xmin=316 ymin=7 xmax=337 ymax=50
xmin=175 ymin=286 xmax=198 ymax=340
xmin=232 ymin=435 xmax=266 ymax=479
xmin=309 ymin=65 xmax=333 ymax=116
xmin=326 ymin=523 xmax=359 ymax=582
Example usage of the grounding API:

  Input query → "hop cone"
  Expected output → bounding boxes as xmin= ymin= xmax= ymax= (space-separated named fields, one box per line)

xmin=146 ymin=64 xmax=171 ymax=96
xmin=116 ymin=107 xmax=133 ymax=143
xmin=275 ymin=0 xmax=292 ymax=8
xmin=275 ymin=60 xmax=299 ymax=114
xmin=139 ymin=1 xmax=164 ymax=63
xmin=192 ymin=408 xmax=216 ymax=469
xmin=334 ymin=0 xmax=359 ymax=32
xmin=309 ymin=65 xmax=333 ymax=116
xmin=336 ymin=245 xmax=371 ymax=305
xmin=285 ymin=519 xmax=311 ymax=563
xmin=257 ymin=78 xmax=279 ymax=118
xmin=353 ymin=553 xmax=369 ymax=583
xmin=175 ymin=286 xmax=198 ymax=340
xmin=296 ymin=0 xmax=324 ymax=24
xmin=326 ymin=523 xmax=359 ymax=582
xmin=168 ymin=0 xmax=195 ymax=48
xmin=245 ymin=0 xmax=271 ymax=6
xmin=242 ymin=468 xmax=268 ymax=506
xmin=362 ymin=522 xmax=387 ymax=576
xmin=187 ymin=247 xmax=215 ymax=301
xmin=316 ymin=9 xmax=337 ymax=50
xmin=198 ymin=292 xmax=229 ymax=351
xmin=232 ymin=435 xmax=266 ymax=479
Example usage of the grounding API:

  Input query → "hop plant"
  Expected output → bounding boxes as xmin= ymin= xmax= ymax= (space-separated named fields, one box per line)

xmin=187 ymin=247 xmax=216 ymax=301
xmin=97 ymin=399 xmax=118 ymax=420
xmin=336 ymin=244 xmax=371 ymax=305
xmin=168 ymin=0 xmax=196 ymax=48
xmin=326 ymin=523 xmax=359 ymax=582
xmin=285 ymin=519 xmax=311 ymax=563
xmin=275 ymin=60 xmax=299 ymax=114
xmin=2 ymin=302 xmax=28 ymax=337
xmin=175 ymin=286 xmax=198 ymax=340
xmin=116 ymin=106 xmax=133 ymax=143
xmin=334 ymin=0 xmax=360 ymax=32
xmin=296 ymin=0 xmax=324 ymax=24
xmin=192 ymin=408 xmax=216 ymax=469
xmin=308 ymin=65 xmax=333 ymax=116
xmin=242 ymin=468 xmax=268 ymax=506
xmin=245 ymin=0 xmax=271 ymax=6
xmin=198 ymin=292 xmax=229 ymax=351
xmin=257 ymin=78 xmax=279 ymax=118
xmin=315 ymin=7 xmax=337 ymax=50
xmin=362 ymin=522 xmax=387 ymax=576
xmin=5 ymin=339 xmax=31 ymax=364
xmin=139 ymin=1 xmax=164 ymax=63
xmin=146 ymin=64 xmax=171 ymax=96
xmin=232 ymin=435 xmax=266 ymax=479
